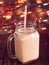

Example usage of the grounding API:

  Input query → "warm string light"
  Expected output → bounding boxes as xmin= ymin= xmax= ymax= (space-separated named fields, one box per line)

xmin=18 ymin=0 xmax=27 ymax=3
xmin=36 ymin=0 xmax=43 ymax=4
xmin=0 ymin=1 xmax=4 ymax=4
xmin=0 ymin=0 xmax=49 ymax=23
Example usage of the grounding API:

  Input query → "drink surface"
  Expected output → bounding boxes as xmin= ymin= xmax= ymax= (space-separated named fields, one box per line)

xmin=16 ymin=27 xmax=36 ymax=34
xmin=14 ymin=28 xmax=39 ymax=63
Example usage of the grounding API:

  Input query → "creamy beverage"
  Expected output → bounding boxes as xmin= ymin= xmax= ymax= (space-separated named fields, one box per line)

xmin=14 ymin=28 xmax=39 ymax=63
xmin=7 ymin=5 xmax=39 ymax=63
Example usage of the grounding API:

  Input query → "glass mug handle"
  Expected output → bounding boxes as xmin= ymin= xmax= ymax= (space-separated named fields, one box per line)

xmin=7 ymin=33 xmax=17 ymax=59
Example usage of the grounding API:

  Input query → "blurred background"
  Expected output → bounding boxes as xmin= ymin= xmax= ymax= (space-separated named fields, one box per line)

xmin=0 ymin=0 xmax=49 ymax=65
xmin=0 ymin=0 xmax=49 ymax=33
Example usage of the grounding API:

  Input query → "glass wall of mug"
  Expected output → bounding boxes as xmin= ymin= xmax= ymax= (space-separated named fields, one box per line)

xmin=7 ymin=21 xmax=40 ymax=63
